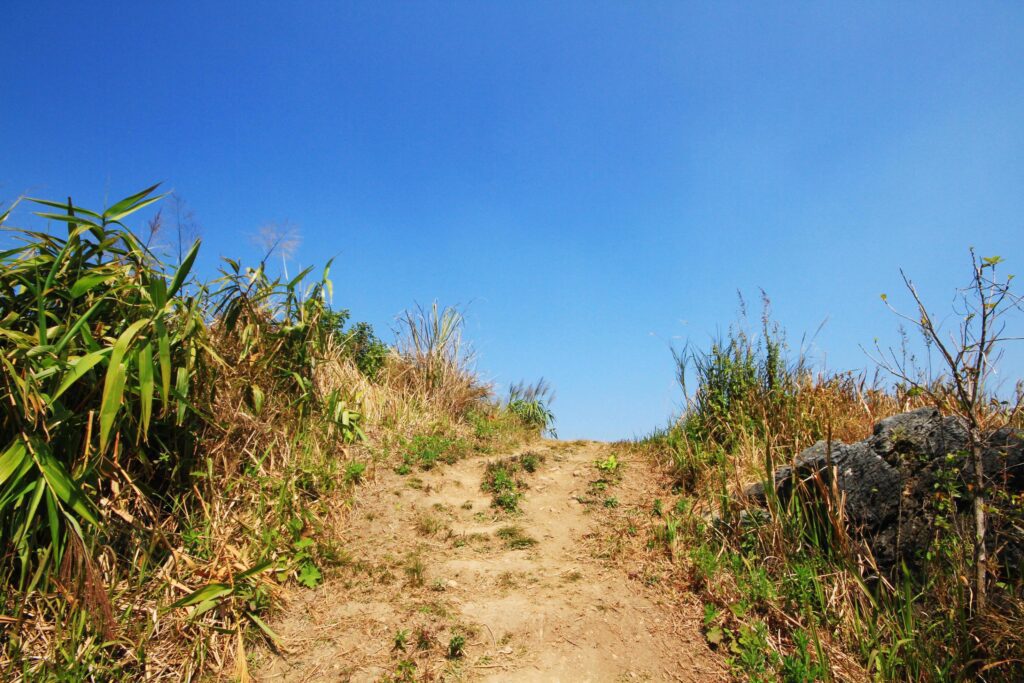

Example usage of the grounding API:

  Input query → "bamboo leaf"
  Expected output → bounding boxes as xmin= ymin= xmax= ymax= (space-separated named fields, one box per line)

xmin=169 ymin=582 xmax=232 ymax=609
xmin=52 ymin=349 xmax=110 ymax=402
xmin=102 ymin=183 xmax=164 ymax=222
xmin=70 ymin=273 xmax=115 ymax=299
xmin=246 ymin=611 xmax=284 ymax=647
xmin=175 ymin=366 xmax=189 ymax=424
xmin=138 ymin=343 xmax=154 ymax=437
xmin=44 ymin=486 xmax=60 ymax=559
xmin=26 ymin=197 xmax=101 ymax=220
xmin=53 ymin=299 xmax=107 ymax=355
xmin=99 ymin=361 xmax=127 ymax=454
xmin=155 ymin=319 xmax=172 ymax=410
xmin=149 ymin=274 xmax=167 ymax=310
xmin=234 ymin=559 xmax=274 ymax=582
xmin=0 ymin=440 xmax=29 ymax=485
xmin=167 ymin=241 xmax=200 ymax=299
xmin=99 ymin=318 xmax=150 ymax=452
xmin=33 ymin=212 xmax=102 ymax=229
xmin=35 ymin=442 xmax=99 ymax=527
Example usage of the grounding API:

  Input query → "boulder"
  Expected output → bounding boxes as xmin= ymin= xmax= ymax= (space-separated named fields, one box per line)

xmin=745 ymin=408 xmax=1024 ymax=573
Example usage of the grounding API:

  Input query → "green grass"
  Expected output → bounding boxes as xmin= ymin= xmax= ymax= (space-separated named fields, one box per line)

xmin=481 ymin=453 xmax=544 ymax=513
xmin=495 ymin=525 xmax=537 ymax=550
xmin=399 ymin=434 xmax=468 ymax=471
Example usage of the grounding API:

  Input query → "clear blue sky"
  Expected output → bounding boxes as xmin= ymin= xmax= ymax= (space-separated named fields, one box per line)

xmin=4 ymin=2 xmax=1024 ymax=440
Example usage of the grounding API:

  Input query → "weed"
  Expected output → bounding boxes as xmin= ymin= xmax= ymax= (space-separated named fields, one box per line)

xmin=416 ymin=628 xmax=435 ymax=651
xmin=506 ymin=379 xmax=557 ymax=436
xmin=393 ymin=659 xmax=417 ymax=682
xmin=344 ymin=461 xmax=367 ymax=485
xmin=447 ymin=634 xmax=466 ymax=659
xmin=403 ymin=434 xmax=467 ymax=471
xmin=596 ymin=453 xmax=621 ymax=475
xmin=416 ymin=513 xmax=444 ymax=536
xmin=519 ymin=451 xmax=543 ymax=472
xmin=496 ymin=526 xmax=537 ymax=550
xmin=404 ymin=555 xmax=425 ymax=587
xmin=481 ymin=454 xmax=541 ymax=512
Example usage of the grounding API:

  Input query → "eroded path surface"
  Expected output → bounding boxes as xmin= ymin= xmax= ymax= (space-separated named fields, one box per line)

xmin=259 ymin=441 xmax=726 ymax=682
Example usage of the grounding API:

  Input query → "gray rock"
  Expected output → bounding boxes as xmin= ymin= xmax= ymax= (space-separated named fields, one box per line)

xmin=746 ymin=408 xmax=1023 ymax=574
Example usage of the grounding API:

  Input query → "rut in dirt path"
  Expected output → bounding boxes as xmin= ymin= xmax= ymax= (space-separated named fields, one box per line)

xmin=258 ymin=440 xmax=726 ymax=682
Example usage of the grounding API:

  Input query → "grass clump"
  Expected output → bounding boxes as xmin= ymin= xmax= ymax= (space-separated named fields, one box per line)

xmin=505 ymin=379 xmax=557 ymax=437
xmin=481 ymin=453 xmax=544 ymax=512
xmin=495 ymin=525 xmax=537 ymax=550
xmin=397 ymin=434 xmax=468 ymax=472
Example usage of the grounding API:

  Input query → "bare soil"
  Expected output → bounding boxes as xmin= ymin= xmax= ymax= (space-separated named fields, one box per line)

xmin=257 ymin=440 xmax=726 ymax=682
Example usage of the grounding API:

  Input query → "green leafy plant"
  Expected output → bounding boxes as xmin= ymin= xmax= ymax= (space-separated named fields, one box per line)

xmin=596 ymin=453 xmax=620 ymax=474
xmin=447 ymin=634 xmax=466 ymax=659
xmin=496 ymin=525 xmax=537 ymax=550
xmin=344 ymin=461 xmax=367 ymax=485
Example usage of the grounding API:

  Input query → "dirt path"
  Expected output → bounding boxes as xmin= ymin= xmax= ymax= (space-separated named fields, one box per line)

xmin=258 ymin=441 xmax=726 ymax=682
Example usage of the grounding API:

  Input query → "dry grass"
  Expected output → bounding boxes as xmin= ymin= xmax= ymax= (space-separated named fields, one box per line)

xmin=630 ymin=348 xmax=1022 ymax=681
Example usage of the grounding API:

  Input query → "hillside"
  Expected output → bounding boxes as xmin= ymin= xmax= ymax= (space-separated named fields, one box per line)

xmin=1 ymin=188 xmax=1022 ymax=682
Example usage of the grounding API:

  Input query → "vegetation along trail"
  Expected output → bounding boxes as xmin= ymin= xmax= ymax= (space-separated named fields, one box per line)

xmin=258 ymin=440 xmax=727 ymax=681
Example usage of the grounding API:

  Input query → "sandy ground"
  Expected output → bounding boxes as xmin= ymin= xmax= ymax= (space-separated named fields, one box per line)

xmin=257 ymin=440 xmax=727 ymax=682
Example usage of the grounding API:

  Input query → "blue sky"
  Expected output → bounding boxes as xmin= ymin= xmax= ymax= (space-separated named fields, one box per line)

xmin=4 ymin=2 xmax=1024 ymax=440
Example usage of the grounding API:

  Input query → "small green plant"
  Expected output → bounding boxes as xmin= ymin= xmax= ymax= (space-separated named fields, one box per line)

xmin=482 ymin=455 xmax=540 ymax=512
xmin=519 ymin=451 xmax=542 ymax=472
xmin=403 ymin=434 xmax=467 ymax=471
xmin=344 ymin=461 xmax=367 ymax=485
xmin=447 ymin=634 xmax=466 ymax=659
xmin=780 ymin=628 xmax=829 ymax=682
xmin=416 ymin=513 xmax=444 ymax=536
xmin=392 ymin=629 xmax=409 ymax=652
xmin=416 ymin=628 xmax=434 ymax=651
xmin=603 ymin=496 xmax=619 ymax=508
xmin=291 ymin=537 xmax=323 ymax=588
xmin=404 ymin=555 xmax=425 ymax=587
xmin=652 ymin=498 xmax=664 ymax=516
xmin=496 ymin=525 xmax=537 ymax=550
xmin=596 ymin=453 xmax=620 ymax=474
xmin=394 ymin=658 xmax=417 ymax=682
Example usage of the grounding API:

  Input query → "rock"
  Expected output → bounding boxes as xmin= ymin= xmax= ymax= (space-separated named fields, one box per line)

xmin=869 ymin=407 xmax=969 ymax=466
xmin=746 ymin=408 xmax=1024 ymax=574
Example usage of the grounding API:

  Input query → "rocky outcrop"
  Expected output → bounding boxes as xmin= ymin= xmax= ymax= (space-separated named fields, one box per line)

xmin=745 ymin=408 xmax=1024 ymax=572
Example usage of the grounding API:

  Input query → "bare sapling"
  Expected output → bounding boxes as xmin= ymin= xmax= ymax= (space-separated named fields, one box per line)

xmin=873 ymin=250 xmax=1023 ymax=614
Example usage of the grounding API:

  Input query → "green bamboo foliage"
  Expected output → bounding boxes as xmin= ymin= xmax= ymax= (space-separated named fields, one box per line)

xmin=0 ymin=185 xmax=367 ymax=599
xmin=0 ymin=186 xmax=206 ymax=587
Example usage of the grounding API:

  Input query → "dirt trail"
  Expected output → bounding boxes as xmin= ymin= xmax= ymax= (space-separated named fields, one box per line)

xmin=258 ymin=441 xmax=726 ymax=682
